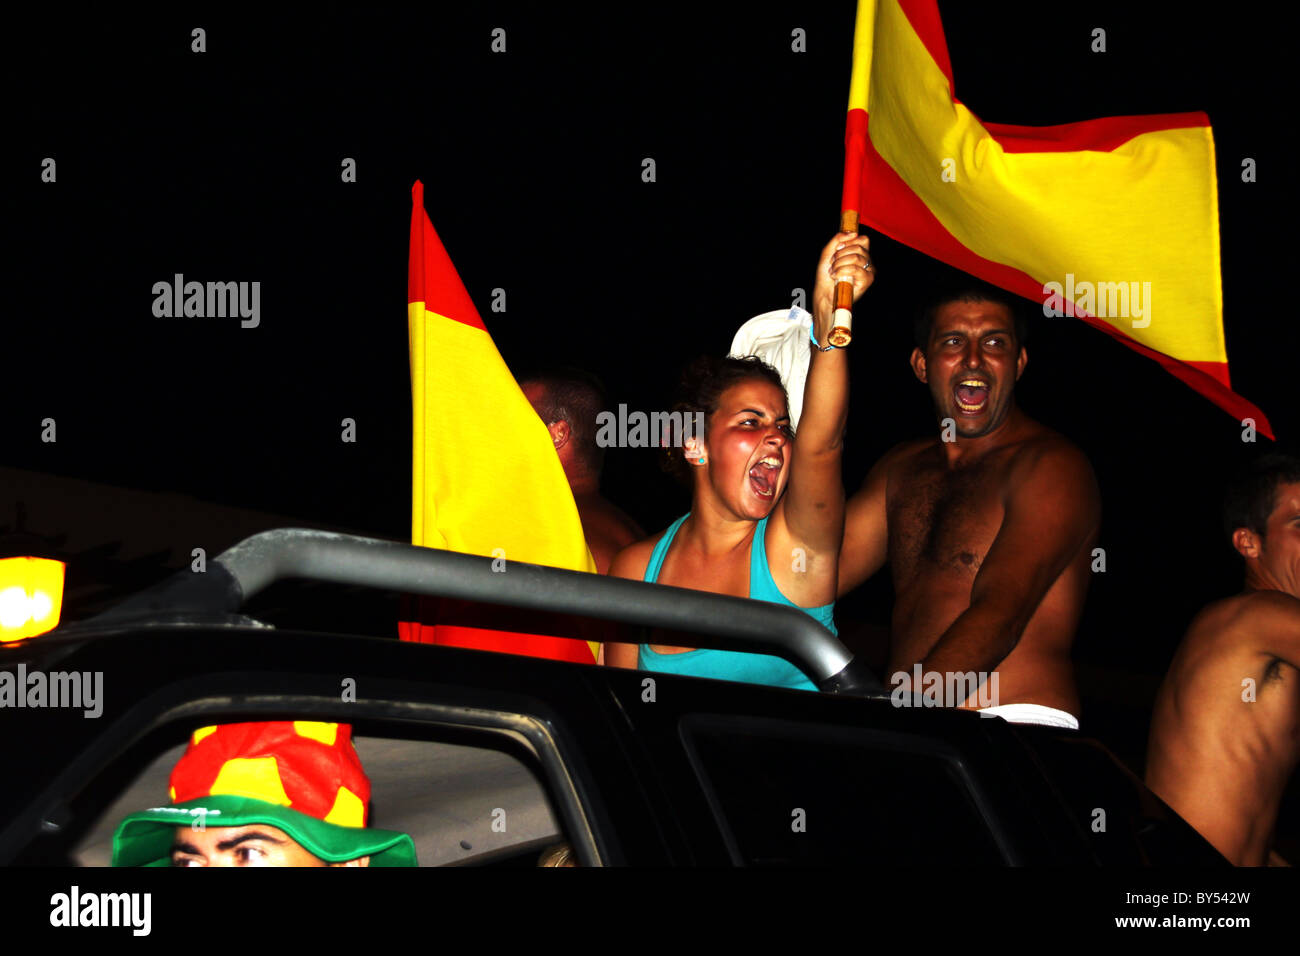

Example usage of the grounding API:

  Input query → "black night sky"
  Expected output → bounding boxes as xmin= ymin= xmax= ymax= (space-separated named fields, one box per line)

xmin=4 ymin=4 xmax=1294 ymax=809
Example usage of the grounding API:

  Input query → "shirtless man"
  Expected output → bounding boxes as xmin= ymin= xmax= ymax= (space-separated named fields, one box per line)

xmin=838 ymin=283 xmax=1100 ymax=725
xmin=1146 ymin=453 xmax=1300 ymax=866
xmin=522 ymin=368 xmax=644 ymax=574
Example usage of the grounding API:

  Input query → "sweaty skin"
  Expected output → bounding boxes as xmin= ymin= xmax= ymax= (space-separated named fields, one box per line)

xmin=1146 ymin=483 xmax=1300 ymax=866
xmin=838 ymin=300 xmax=1100 ymax=714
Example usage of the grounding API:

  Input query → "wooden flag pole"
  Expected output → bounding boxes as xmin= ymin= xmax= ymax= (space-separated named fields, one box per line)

xmin=830 ymin=209 xmax=858 ymax=346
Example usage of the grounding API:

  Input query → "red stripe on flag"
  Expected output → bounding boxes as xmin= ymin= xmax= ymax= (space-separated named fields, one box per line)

xmin=412 ymin=625 xmax=595 ymax=665
xmin=841 ymin=109 xmax=868 ymax=221
xmin=1185 ymin=360 xmax=1231 ymax=390
xmin=899 ymin=0 xmax=954 ymax=92
xmin=895 ymin=0 xmax=1209 ymax=154
xmin=399 ymin=598 xmax=597 ymax=665
xmin=408 ymin=181 xmax=486 ymax=331
xmin=984 ymin=113 xmax=1211 ymax=153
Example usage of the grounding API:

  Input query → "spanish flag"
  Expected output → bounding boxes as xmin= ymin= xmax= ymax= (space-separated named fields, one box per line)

xmin=398 ymin=181 xmax=598 ymax=663
xmin=842 ymin=0 xmax=1272 ymax=438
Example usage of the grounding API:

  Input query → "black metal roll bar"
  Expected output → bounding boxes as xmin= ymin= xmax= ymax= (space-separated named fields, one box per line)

xmin=81 ymin=528 xmax=885 ymax=697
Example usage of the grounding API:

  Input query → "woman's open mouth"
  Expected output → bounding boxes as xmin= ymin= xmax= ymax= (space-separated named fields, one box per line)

xmin=747 ymin=456 xmax=781 ymax=498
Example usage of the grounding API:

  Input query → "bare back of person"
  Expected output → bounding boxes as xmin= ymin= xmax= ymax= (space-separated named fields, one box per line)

xmin=873 ymin=413 xmax=1095 ymax=714
xmin=574 ymin=492 xmax=644 ymax=576
xmin=1147 ymin=590 xmax=1300 ymax=865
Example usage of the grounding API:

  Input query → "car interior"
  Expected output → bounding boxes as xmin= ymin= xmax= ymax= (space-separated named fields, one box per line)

xmin=46 ymin=719 xmax=568 ymax=868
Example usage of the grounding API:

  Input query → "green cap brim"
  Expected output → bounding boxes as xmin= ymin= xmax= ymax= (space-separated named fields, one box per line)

xmin=112 ymin=795 xmax=417 ymax=867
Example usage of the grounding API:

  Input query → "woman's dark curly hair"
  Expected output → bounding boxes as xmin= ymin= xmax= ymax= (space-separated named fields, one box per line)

xmin=661 ymin=354 xmax=788 ymax=486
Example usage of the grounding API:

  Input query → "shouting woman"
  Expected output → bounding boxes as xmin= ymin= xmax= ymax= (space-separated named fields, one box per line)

xmin=604 ymin=232 xmax=874 ymax=689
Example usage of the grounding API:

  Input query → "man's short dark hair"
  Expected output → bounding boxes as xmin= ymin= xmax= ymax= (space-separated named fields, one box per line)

xmin=1222 ymin=451 xmax=1300 ymax=548
xmin=519 ymin=367 xmax=608 ymax=473
xmin=914 ymin=280 xmax=1030 ymax=351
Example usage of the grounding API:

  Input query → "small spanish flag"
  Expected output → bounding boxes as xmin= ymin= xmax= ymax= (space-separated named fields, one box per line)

xmin=399 ymin=181 xmax=598 ymax=662
xmin=842 ymin=0 xmax=1272 ymax=437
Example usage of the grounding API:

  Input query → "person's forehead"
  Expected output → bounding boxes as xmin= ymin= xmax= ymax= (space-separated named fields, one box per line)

xmin=521 ymin=382 xmax=545 ymax=403
xmin=1268 ymin=482 xmax=1300 ymax=518
xmin=718 ymin=380 xmax=786 ymax=416
xmin=174 ymin=823 xmax=293 ymax=845
xmin=932 ymin=299 xmax=1014 ymax=334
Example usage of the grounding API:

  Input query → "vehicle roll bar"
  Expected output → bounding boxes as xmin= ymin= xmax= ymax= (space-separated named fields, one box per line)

xmin=87 ymin=528 xmax=886 ymax=697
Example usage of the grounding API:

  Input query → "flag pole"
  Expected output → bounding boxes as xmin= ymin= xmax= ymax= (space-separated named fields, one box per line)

xmin=833 ymin=0 xmax=874 ymax=348
xmin=830 ymin=210 xmax=858 ymax=346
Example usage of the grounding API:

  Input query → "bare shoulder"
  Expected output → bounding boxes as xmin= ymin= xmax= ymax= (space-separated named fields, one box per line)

xmin=1182 ymin=590 xmax=1300 ymax=655
xmin=608 ymin=533 xmax=658 ymax=581
xmin=885 ymin=437 xmax=933 ymax=467
xmin=1006 ymin=429 xmax=1099 ymax=504
xmin=580 ymin=495 xmax=645 ymax=542
xmin=863 ymin=437 xmax=932 ymax=488
xmin=844 ymin=438 xmax=931 ymax=520
xmin=1227 ymin=589 xmax=1300 ymax=638
xmin=580 ymin=498 xmax=647 ymax=574
xmin=1009 ymin=427 xmax=1094 ymax=477
xmin=1236 ymin=588 xmax=1300 ymax=615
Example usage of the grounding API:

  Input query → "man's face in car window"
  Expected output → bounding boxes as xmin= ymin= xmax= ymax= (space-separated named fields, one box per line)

xmin=169 ymin=824 xmax=370 ymax=867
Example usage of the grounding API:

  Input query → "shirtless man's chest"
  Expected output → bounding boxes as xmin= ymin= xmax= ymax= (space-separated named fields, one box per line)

xmin=884 ymin=442 xmax=1086 ymax=712
xmin=889 ymin=449 xmax=1005 ymax=584
xmin=887 ymin=448 xmax=1004 ymax=658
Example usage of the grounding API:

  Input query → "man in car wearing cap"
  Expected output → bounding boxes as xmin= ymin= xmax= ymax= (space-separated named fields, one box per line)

xmin=112 ymin=720 xmax=417 ymax=867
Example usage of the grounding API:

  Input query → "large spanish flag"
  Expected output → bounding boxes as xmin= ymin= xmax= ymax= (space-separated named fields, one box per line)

xmin=843 ymin=0 xmax=1272 ymax=438
xmin=399 ymin=181 xmax=598 ymax=663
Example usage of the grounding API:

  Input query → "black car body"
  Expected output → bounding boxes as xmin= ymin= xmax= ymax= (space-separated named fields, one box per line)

xmin=0 ymin=529 xmax=1224 ymax=867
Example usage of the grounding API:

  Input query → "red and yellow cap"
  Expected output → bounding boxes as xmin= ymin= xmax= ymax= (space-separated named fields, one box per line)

xmin=168 ymin=721 xmax=371 ymax=825
xmin=112 ymin=721 xmax=417 ymax=867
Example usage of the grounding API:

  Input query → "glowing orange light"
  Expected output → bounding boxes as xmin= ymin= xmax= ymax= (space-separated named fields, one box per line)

xmin=0 ymin=557 xmax=66 ymax=641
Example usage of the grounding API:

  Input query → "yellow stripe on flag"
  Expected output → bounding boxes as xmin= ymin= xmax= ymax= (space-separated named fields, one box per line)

xmin=409 ymin=300 xmax=596 ymax=572
xmin=855 ymin=0 xmax=1224 ymax=365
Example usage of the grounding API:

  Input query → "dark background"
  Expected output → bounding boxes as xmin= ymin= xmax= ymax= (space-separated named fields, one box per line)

xmin=4 ymin=4 xmax=1294 ymax=843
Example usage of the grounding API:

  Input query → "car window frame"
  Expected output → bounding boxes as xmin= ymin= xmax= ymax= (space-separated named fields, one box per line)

xmin=11 ymin=693 xmax=606 ymax=868
xmin=678 ymin=712 xmax=1023 ymax=865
